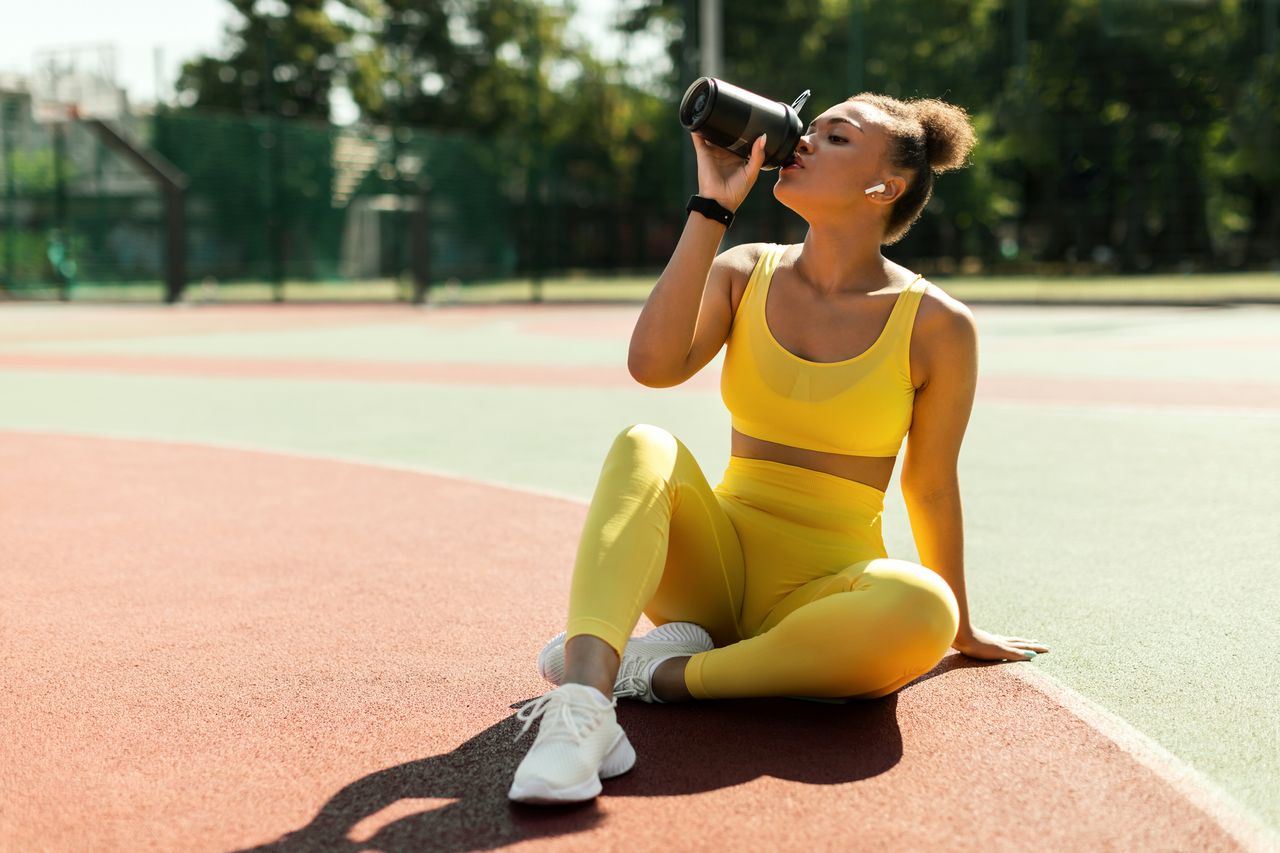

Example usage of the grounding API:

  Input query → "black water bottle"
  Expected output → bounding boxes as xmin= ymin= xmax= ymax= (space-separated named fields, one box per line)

xmin=679 ymin=77 xmax=811 ymax=171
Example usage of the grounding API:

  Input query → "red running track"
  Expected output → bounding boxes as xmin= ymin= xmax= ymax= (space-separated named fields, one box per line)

xmin=0 ymin=432 xmax=1259 ymax=851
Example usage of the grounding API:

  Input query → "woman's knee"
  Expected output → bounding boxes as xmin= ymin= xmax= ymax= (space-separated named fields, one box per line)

xmin=814 ymin=561 xmax=959 ymax=691
xmin=604 ymin=423 xmax=681 ymax=476
xmin=860 ymin=558 xmax=959 ymax=643
xmin=610 ymin=423 xmax=677 ymax=456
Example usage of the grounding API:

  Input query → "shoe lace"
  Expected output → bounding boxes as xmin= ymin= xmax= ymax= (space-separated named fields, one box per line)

xmin=614 ymin=649 xmax=665 ymax=701
xmin=512 ymin=691 xmax=605 ymax=743
xmin=613 ymin=674 xmax=648 ymax=699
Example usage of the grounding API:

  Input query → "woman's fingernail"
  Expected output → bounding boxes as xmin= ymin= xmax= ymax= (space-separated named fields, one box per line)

xmin=1025 ymin=651 xmax=1037 ymax=659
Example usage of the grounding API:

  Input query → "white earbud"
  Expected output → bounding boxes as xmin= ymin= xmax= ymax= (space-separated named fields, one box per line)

xmin=864 ymin=183 xmax=886 ymax=196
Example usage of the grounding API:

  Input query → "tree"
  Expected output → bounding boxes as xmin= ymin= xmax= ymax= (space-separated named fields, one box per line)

xmin=621 ymin=0 xmax=1012 ymax=261
xmin=342 ymin=1 xmax=687 ymax=270
xmin=625 ymin=0 xmax=1274 ymax=271
xmin=175 ymin=0 xmax=350 ymax=120
xmin=1217 ymin=53 xmax=1280 ymax=262
xmin=343 ymin=0 xmax=571 ymax=132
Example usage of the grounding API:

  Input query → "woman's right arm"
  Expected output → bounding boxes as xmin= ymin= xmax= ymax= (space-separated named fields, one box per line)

xmin=628 ymin=133 xmax=769 ymax=388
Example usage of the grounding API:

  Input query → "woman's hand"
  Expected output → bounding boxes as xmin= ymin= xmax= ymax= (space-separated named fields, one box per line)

xmin=691 ymin=131 xmax=768 ymax=212
xmin=953 ymin=625 xmax=1049 ymax=661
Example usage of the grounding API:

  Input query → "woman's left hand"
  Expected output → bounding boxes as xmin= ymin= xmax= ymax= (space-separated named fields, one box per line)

xmin=953 ymin=625 xmax=1049 ymax=661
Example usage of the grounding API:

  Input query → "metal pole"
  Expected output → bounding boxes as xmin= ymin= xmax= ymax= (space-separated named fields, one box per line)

xmin=268 ymin=121 xmax=284 ymax=303
xmin=528 ymin=11 xmax=544 ymax=304
xmin=83 ymin=118 xmax=187 ymax=301
xmin=700 ymin=0 xmax=723 ymax=78
xmin=390 ymin=133 xmax=403 ymax=300
xmin=165 ymin=185 xmax=186 ymax=303
xmin=1266 ymin=0 xmax=1276 ymax=247
xmin=1013 ymin=0 xmax=1028 ymax=68
xmin=1012 ymin=0 xmax=1029 ymax=264
xmin=390 ymin=25 xmax=405 ymax=302
xmin=412 ymin=179 xmax=431 ymax=305
xmin=262 ymin=33 xmax=284 ymax=302
xmin=2 ymin=98 xmax=15 ymax=291
xmin=1266 ymin=0 xmax=1277 ymax=56
xmin=84 ymin=118 xmax=188 ymax=302
xmin=682 ymin=0 xmax=699 ymax=197
xmin=847 ymin=0 xmax=864 ymax=94
xmin=53 ymin=123 xmax=69 ymax=300
xmin=153 ymin=46 xmax=164 ymax=107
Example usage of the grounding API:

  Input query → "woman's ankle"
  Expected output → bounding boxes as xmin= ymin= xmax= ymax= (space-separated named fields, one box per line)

xmin=651 ymin=656 xmax=693 ymax=702
xmin=562 ymin=634 xmax=620 ymax=698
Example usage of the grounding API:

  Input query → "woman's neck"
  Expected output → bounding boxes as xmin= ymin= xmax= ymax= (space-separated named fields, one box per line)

xmin=792 ymin=224 xmax=891 ymax=297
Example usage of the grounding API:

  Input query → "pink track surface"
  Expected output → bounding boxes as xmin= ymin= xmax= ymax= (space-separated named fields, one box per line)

xmin=0 ymin=431 xmax=1252 ymax=851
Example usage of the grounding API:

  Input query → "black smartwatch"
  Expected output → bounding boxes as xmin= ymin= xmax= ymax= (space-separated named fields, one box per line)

xmin=686 ymin=194 xmax=735 ymax=228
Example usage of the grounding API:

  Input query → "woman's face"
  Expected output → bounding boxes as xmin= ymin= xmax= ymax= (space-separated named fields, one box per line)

xmin=773 ymin=100 xmax=894 ymax=215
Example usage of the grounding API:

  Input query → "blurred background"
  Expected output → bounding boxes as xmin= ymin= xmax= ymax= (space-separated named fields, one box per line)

xmin=0 ymin=0 xmax=1277 ymax=303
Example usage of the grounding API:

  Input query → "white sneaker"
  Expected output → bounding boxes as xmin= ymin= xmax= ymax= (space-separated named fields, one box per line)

xmin=507 ymin=683 xmax=636 ymax=804
xmin=537 ymin=622 xmax=714 ymax=704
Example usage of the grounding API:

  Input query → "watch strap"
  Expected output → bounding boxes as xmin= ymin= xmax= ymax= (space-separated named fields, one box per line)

xmin=686 ymin=194 xmax=735 ymax=228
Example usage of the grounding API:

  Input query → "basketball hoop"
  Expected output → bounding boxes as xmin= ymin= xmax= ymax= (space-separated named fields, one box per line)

xmin=30 ymin=43 xmax=125 ymax=124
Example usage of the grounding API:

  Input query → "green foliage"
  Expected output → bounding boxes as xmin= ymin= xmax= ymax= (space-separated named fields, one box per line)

xmin=175 ymin=0 xmax=349 ymax=120
xmin=1228 ymin=55 xmax=1280 ymax=183
xmin=343 ymin=0 xmax=568 ymax=131
xmin=6 ymin=148 xmax=71 ymax=192
xmin=1 ymin=232 xmax=62 ymax=288
xmin=618 ymin=0 xmax=1279 ymax=268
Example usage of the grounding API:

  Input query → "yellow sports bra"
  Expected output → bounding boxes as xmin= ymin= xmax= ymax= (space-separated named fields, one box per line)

xmin=720 ymin=243 xmax=927 ymax=458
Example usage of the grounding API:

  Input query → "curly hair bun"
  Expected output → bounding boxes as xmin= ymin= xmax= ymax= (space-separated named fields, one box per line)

xmin=911 ymin=98 xmax=976 ymax=173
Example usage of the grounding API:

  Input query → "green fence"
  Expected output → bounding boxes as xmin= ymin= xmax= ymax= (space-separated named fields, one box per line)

xmin=0 ymin=106 xmax=526 ymax=300
xmin=0 ymin=104 xmax=691 ymax=301
xmin=152 ymin=113 xmax=519 ymax=290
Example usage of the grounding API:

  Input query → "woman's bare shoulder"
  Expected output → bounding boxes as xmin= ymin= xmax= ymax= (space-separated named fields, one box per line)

xmin=914 ymin=279 xmax=978 ymax=349
xmin=715 ymin=241 xmax=774 ymax=278
xmin=715 ymin=242 xmax=775 ymax=311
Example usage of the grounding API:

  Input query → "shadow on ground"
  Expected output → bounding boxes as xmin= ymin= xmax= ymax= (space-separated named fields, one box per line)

xmin=236 ymin=655 xmax=995 ymax=853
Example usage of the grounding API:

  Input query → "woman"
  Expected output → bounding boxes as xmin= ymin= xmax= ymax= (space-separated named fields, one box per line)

xmin=508 ymin=92 xmax=1050 ymax=805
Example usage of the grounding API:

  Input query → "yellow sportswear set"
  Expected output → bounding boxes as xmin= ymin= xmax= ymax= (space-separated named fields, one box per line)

xmin=567 ymin=244 xmax=961 ymax=700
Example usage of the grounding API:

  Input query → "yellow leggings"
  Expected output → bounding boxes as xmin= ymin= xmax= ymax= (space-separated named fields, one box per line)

xmin=566 ymin=424 xmax=961 ymax=700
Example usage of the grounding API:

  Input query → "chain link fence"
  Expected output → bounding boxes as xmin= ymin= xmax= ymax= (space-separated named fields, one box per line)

xmin=0 ymin=103 xmax=526 ymax=300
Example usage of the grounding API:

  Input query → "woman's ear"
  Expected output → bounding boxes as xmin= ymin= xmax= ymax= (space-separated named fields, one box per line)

xmin=866 ymin=175 xmax=907 ymax=204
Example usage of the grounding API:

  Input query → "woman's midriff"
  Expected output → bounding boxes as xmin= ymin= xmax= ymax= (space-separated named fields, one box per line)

xmin=730 ymin=428 xmax=897 ymax=493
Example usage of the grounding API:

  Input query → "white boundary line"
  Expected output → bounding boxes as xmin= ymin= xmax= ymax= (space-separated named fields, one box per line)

xmin=5 ymin=426 xmax=1278 ymax=850
xmin=0 ymin=427 xmax=590 ymax=506
xmin=1008 ymin=664 xmax=1280 ymax=853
